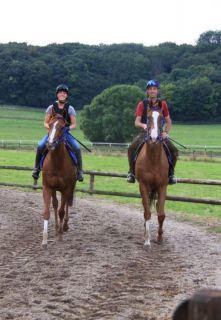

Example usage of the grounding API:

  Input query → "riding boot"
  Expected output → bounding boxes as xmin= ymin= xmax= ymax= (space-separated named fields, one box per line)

xmin=168 ymin=165 xmax=177 ymax=185
xmin=127 ymin=134 xmax=144 ymax=183
xmin=32 ymin=148 xmax=42 ymax=180
xmin=168 ymin=143 xmax=178 ymax=185
xmin=127 ymin=146 xmax=135 ymax=183
xmin=75 ymin=149 xmax=84 ymax=182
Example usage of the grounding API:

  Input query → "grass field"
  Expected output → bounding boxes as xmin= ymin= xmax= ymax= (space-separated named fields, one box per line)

xmin=0 ymin=105 xmax=86 ymax=142
xmin=0 ymin=105 xmax=221 ymax=230
xmin=0 ymin=150 xmax=220 ymax=226
xmin=0 ymin=105 xmax=221 ymax=146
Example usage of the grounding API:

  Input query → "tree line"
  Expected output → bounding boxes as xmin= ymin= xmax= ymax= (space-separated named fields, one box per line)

xmin=0 ymin=30 xmax=220 ymax=124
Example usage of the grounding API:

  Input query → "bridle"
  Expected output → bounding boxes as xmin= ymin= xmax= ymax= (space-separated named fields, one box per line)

xmin=47 ymin=117 xmax=66 ymax=151
xmin=145 ymin=108 xmax=164 ymax=144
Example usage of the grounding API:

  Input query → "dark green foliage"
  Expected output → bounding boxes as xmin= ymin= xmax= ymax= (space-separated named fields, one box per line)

xmin=197 ymin=30 xmax=221 ymax=45
xmin=80 ymin=85 xmax=145 ymax=142
xmin=0 ymin=30 xmax=220 ymax=124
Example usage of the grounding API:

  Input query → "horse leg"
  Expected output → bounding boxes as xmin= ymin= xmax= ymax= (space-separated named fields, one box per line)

xmin=64 ymin=186 xmax=75 ymax=232
xmin=58 ymin=193 xmax=66 ymax=240
xmin=42 ymin=186 xmax=51 ymax=248
xmin=63 ymin=203 xmax=69 ymax=232
xmin=52 ymin=190 xmax=59 ymax=236
xmin=156 ymin=186 xmax=167 ymax=243
xmin=139 ymin=183 xmax=151 ymax=247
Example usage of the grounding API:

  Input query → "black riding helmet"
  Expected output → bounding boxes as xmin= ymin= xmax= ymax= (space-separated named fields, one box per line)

xmin=56 ymin=84 xmax=69 ymax=95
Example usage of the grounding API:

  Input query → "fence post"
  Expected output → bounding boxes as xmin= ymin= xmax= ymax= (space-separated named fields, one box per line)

xmin=204 ymin=146 xmax=207 ymax=160
xmin=89 ymin=174 xmax=95 ymax=194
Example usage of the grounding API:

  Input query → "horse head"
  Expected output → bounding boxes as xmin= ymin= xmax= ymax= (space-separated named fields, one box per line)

xmin=146 ymin=107 xmax=164 ymax=142
xmin=47 ymin=115 xmax=67 ymax=150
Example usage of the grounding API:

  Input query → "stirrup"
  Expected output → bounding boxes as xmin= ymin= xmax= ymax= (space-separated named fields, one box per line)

xmin=168 ymin=175 xmax=177 ymax=185
xmin=32 ymin=167 xmax=40 ymax=180
xmin=32 ymin=178 xmax=38 ymax=190
xmin=127 ymin=173 xmax=135 ymax=183
xmin=77 ymin=171 xmax=84 ymax=182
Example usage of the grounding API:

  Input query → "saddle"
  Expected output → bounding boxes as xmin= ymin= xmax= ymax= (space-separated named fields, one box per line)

xmin=40 ymin=142 xmax=78 ymax=169
xmin=133 ymin=139 xmax=173 ymax=167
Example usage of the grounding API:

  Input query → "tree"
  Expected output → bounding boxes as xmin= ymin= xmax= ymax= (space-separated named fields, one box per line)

xmin=171 ymin=77 xmax=215 ymax=121
xmin=197 ymin=30 xmax=221 ymax=45
xmin=80 ymin=85 xmax=145 ymax=142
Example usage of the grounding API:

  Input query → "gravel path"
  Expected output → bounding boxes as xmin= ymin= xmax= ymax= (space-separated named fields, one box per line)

xmin=0 ymin=188 xmax=220 ymax=320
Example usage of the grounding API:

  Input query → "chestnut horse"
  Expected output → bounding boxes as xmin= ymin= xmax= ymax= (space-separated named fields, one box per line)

xmin=42 ymin=115 xmax=77 ymax=248
xmin=135 ymin=107 xmax=169 ymax=247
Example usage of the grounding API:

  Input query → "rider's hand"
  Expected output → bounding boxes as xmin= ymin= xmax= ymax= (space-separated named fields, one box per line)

xmin=142 ymin=124 xmax=148 ymax=131
xmin=64 ymin=126 xmax=70 ymax=134
xmin=162 ymin=131 xmax=169 ymax=139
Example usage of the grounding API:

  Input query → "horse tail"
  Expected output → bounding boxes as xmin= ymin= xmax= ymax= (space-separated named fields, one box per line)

xmin=149 ymin=189 xmax=157 ymax=207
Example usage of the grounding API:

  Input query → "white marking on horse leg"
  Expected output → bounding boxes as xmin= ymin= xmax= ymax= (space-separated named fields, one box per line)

xmin=42 ymin=220 xmax=48 ymax=246
xmin=48 ymin=121 xmax=58 ymax=143
xmin=43 ymin=219 xmax=48 ymax=232
xmin=144 ymin=220 xmax=151 ymax=247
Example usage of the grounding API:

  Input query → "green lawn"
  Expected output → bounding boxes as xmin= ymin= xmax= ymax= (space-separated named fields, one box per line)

xmin=171 ymin=124 xmax=221 ymax=146
xmin=0 ymin=150 xmax=220 ymax=225
xmin=0 ymin=105 xmax=86 ymax=142
xmin=0 ymin=105 xmax=221 ymax=146
xmin=0 ymin=105 xmax=221 ymax=229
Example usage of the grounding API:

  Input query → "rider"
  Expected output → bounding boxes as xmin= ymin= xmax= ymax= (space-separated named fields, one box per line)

xmin=32 ymin=84 xmax=84 ymax=182
xmin=127 ymin=79 xmax=178 ymax=184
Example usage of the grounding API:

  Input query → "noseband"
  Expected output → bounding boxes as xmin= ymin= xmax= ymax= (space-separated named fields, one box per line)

xmin=47 ymin=135 xmax=64 ymax=150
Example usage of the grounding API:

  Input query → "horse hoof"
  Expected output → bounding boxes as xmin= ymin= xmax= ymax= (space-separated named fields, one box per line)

xmin=42 ymin=243 xmax=48 ymax=250
xmin=57 ymin=234 xmax=63 ymax=241
xmin=156 ymin=237 xmax=163 ymax=244
xmin=143 ymin=241 xmax=151 ymax=249
xmin=63 ymin=224 xmax=69 ymax=232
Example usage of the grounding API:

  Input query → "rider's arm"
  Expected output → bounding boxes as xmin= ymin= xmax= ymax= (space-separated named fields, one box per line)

xmin=68 ymin=115 xmax=76 ymax=130
xmin=162 ymin=115 xmax=172 ymax=139
xmin=134 ymin=101 xmax=147 ymax=130
xmin=164 ymin=115 xmax=172 ymax=133
xmin=44 ymin=113 xmax=51 ymax=130
xmin=162 ymin=101 xmax=171 ymax=138
xmin=135 ymin=116 xmax=147 ymax=130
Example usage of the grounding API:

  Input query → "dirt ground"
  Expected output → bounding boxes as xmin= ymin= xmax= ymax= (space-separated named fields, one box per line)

xmin=0 ymin=188 xmax=220 ymax=320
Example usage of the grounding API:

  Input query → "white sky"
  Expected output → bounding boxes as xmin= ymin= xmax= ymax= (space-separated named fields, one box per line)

xmin=1 ymin=0 xmax=220 ymax=47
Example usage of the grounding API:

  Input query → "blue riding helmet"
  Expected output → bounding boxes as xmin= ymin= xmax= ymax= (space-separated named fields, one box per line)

xmin=146 ymin=80 xmax=160 ymax=89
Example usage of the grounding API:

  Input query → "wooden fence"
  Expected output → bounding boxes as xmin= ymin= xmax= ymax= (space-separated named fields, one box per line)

xmin=1 ymin=140 xmax=221 ymax=160
xmin=0 ymin=165 xmax=221 ymax=205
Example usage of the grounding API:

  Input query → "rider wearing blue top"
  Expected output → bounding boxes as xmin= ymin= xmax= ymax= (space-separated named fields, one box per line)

xmin=32 ymin=84 xmax=84 ymax=182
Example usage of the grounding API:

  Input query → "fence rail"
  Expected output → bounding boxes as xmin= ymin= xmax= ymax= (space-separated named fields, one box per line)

xmin=0 ymin=165 xmax=221 ymax=205
xmin=1 ymin=140 xmax=221 ymax=160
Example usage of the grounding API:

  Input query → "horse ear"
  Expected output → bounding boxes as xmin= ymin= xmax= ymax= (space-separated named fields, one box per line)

xmin=50 ymin=116 xmax=57 ymax=124
xmin=172 ymin=299 xmax=189 ymax=320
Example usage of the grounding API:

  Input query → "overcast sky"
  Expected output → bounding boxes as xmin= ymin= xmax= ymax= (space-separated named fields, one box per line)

xmin=1 ymin=0 xmax=220 ymax=47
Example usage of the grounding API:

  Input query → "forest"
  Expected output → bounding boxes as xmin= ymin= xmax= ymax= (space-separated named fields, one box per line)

xmin=0 ymin=30 xmax=220 ymax=123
